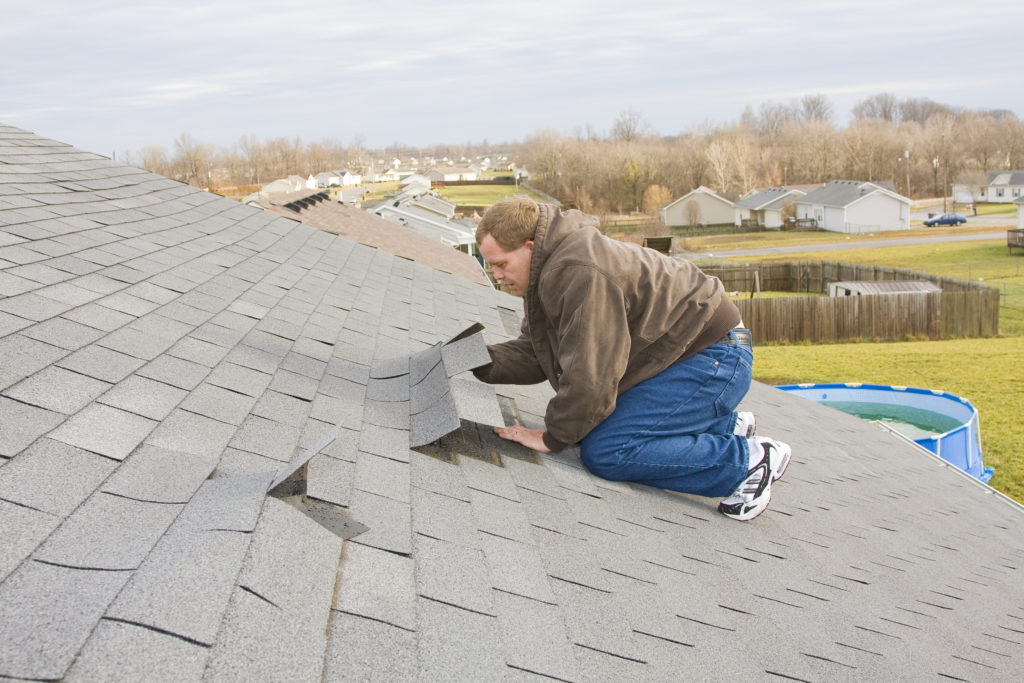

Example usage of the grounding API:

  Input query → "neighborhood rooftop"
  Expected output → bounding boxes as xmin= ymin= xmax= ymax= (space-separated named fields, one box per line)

xmin=1 ymin=124 xmax=1024 ymax=681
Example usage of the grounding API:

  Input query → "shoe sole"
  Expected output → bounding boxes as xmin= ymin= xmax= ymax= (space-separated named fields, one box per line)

xmin=719 ymin=485 xmax=772 ymax=521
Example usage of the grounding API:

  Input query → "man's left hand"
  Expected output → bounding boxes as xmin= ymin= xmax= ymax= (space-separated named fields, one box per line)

xmin=494 ymin=425 xmax=551 ymax=453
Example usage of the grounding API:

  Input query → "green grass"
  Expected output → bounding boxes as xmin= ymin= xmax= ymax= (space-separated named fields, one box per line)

xmin=716 ymin=235 xmax=1024 ymax=502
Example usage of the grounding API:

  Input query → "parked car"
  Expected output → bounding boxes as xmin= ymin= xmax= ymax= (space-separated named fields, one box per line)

xmin=924 ymin=213 xmax=967 ymax=227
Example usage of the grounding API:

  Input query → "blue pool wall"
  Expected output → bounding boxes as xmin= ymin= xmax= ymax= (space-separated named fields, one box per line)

xmin=776 ymin=383 xmax=989 ymax=482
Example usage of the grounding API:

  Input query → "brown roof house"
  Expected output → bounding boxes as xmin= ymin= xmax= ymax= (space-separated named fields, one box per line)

xmin=1 ymin=124 xmax=1023 ymax=681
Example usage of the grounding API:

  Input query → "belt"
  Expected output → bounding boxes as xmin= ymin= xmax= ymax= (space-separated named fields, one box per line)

xmin=717 ymin=328 xmax=752 ymax=348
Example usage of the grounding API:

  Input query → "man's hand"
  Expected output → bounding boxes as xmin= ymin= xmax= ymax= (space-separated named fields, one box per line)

xmin=493 ymin=425 xmax=551 ymax=453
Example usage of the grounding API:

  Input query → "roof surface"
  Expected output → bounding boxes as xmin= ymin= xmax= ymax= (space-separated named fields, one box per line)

xmin=830 ymin=280 xmax=943 ymax=295
xmin=735 ymin=187 xmax=804 ymax=211
xmin=798 ymin=180 xmax=907 ymax=208
xmin=2 ymin=124 xmax=1024 ymax=681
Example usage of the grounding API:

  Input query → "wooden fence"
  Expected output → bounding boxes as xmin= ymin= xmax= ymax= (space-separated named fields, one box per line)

xmin=699 ymin=261 xmax=1000 ymax=343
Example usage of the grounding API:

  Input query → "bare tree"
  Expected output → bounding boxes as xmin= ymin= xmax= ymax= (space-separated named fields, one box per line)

xmin=852 ymin=93 xmax=900 ymax=122
xmin=611 ymin=108 xmax=650 ymax=143
xmin=684 ymin=200 xmax=702 ymax=227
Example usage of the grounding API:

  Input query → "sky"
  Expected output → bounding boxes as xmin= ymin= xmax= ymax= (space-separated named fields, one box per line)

xmin=2 ymin=0 xmax=1023 ymax=158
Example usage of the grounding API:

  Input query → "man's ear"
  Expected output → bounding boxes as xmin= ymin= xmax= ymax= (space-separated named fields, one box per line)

xmin=524 ymin=240 xmax=534 ymax=252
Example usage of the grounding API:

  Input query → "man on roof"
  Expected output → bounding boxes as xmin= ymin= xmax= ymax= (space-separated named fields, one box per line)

xmin=473 ymin=197 xmax=791 ymax=521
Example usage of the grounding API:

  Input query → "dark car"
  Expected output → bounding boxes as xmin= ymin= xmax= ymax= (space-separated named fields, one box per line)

xmin=924 ymin=213 xmax=967 ymax=227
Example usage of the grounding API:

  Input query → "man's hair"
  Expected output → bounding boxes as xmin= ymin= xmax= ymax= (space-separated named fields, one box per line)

xmin=476 ymin=196 xmax=539 ymax=250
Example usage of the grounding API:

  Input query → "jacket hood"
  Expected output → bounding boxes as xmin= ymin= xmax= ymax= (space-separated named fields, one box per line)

xmin=527 ymin=204 xmax=600 ymax=298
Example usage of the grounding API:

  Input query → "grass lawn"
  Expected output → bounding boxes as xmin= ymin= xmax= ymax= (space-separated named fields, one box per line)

xmin=713 ymin=236 xmax=1024 ymax=503
xmin=433 ymin=183 xmax=548 ymax=208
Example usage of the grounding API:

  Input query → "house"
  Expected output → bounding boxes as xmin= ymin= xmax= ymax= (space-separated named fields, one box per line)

xmin=661 ymin=186 xmax=735 ymax=227
xmin=260 ymin=176 xmax=305 ymax=195
xmin=794 ymin=180 xmax=911 ymax=233
xmin=399 ymin=174 xmax=431 ymax=194
xmin=953 ymin=169 xmax=1024 ymax=204
xmin=314 ymin=171 xmax=340 ymax=188
xmin=425 ymin=166 xmax=479 ymax=183
xmin=734 ymin=187 xmax=807 ymax=229
xmin=2 ymin=123 xmax=1024 ymax=680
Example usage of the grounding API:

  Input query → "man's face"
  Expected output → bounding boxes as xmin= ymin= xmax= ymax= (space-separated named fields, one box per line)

xmin=479 ymin=234 xmax=533 ymax=296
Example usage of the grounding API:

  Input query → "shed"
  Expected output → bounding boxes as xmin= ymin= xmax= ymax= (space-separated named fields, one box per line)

xmin=660 ymin=186 xmax=735 ymax=227
xmin=828 ymin=280 xmax=942 ymax=297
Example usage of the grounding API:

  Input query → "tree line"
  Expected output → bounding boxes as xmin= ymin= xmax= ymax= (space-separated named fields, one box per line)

xmin=133 ymin=93 xmax=1023 ymax=215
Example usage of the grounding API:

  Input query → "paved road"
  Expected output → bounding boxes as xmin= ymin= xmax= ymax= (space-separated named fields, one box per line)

xmin=685 ymin=231 xmax=1010 ymax=259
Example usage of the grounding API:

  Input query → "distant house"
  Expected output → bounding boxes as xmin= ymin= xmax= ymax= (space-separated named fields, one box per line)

xmin=314 ymin=171 xmax=341 ymax=188
xmin=426 ymin=167 xmax=479 ymax=183
xmin=794 ymin=180 xmax=910 ymax=233
xmin=661 ymin=186 xmax=735 ymax=227
xmin=953 ymin=169 xmax=1024 ymax=204
xmin=261 ymin=176 xmax=306 ymax=195
xmin=734 ymin=187 xmax=807 ymax=229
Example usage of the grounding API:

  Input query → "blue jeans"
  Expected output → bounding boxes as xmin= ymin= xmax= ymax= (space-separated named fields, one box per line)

xmin=580 ymin=340 xmax=752 ymax=497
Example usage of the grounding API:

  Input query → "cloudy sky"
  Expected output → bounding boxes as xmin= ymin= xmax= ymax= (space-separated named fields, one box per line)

xmin=2 ymin=0 xmax=1022 ymax=156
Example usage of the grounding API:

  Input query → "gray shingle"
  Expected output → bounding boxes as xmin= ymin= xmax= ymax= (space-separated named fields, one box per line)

xmin=97 ymin=374 xmax=187 ymax=421
xmin=179 ymin=471 xmax=274 ymax=533
xmin=251 ymin=390 xmax=311 ymax=429
xmin=410 ymin=486 xmax=479 ymax=547
xmin=204 ymin=361 xmax=271 ymax=398
xmin=0 ymin=437 xmax=117 ymax=516
xmin=410 ymin=390 xmax=460 ymax=448
xmin=228 ymin=414 xmax=301 ymax=461
xmin=179 ymin=382 xmax=257 ymax=426
xmin=20 ymin=316 xmax=106 ymax=350
xmin=0 ymin=333 xmax=67 ymax=391
xmin=441 ymin=330 xmax=492 ymax=376
xmin=101 ymin=444 xmax=218 ymax=504
xmin=0 ymin=561 xmax=130 ymax=680
xmin=0 ymin=291 xmax=74 ymax=321
xmin=56 ymin=344 xmax=146 ymax=384
xmin=34 ymin=491 xmax=181 ymax=570
xmin=2 ymin=365 xmax=110 ymax=414
xmin=105 ymin=524 xmax=251 ymax=646
xmin=306 ymin=454 xmax=354 ymax=508
xmin=64 ymin=619 xmax=210 ymax=683
xmin=143 ymin=408 xmax=237 ymax=459
xmin=322 ymin=612 xmax=418 ymax=682
xmin=335 ymin=542 xmax=417 ymax=630
xmin=347 ymin=489 xmax=412 ymax=555
xmin=0 ymin=500 xmax=61 ymax=584
xmin=416 ymin=597 xmax=507 ymax=681
xmin=492 ymin=589 xmax=580 ymax=681
xmin=450 ymin=377 xmax=505 ymax=427
xmin=136 ymin=354 xmax=209 ymax=390
xmin=414 ymin=533 xmax=495 ymax=614
xmin=48 ymin=402 xmax=156 ymax=461
xmin=0 ymin=395 xmax=65 ymax=457
xmin=354 ymin=452 xmax=410 ymax=503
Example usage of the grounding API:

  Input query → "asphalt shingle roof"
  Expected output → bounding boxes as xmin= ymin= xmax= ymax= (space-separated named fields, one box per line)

xmin=1 ymin=123 xmax=1024 ymax=681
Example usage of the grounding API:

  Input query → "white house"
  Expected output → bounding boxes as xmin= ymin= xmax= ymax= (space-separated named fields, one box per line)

xmin=734 ymin=187 xmax=807 ymax=229
xmin=953 ymin=169 xmax=1024 ymax=204
xmin=426 ymin=167 xmax=479 ymax=183
xmin=661 ymin=186 xmax=735 ymax=227
xmin=794 ymin=180 xmax=911 ymax=233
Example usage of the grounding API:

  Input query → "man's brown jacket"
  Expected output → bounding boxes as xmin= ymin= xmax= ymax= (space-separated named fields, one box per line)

xmin=474 ymin=204 xmax=739 ymax=452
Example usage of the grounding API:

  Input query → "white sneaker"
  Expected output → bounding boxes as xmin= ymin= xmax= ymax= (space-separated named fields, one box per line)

xmin=733 ymin=411 xmax=756 ymax=437
xmin=718 ymin=437 xmax=792 ymax=521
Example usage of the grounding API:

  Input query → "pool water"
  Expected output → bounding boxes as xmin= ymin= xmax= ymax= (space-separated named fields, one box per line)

xmin=822 ymin=401 xmax=963 ymax=440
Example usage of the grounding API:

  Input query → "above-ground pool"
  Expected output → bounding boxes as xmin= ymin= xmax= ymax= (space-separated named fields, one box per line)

xmin=777 ymin=383 xmax=992 ymax=482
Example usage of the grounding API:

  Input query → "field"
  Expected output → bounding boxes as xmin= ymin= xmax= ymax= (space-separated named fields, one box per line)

xmin=702 ymin=232 xmax=1024 ymax=502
